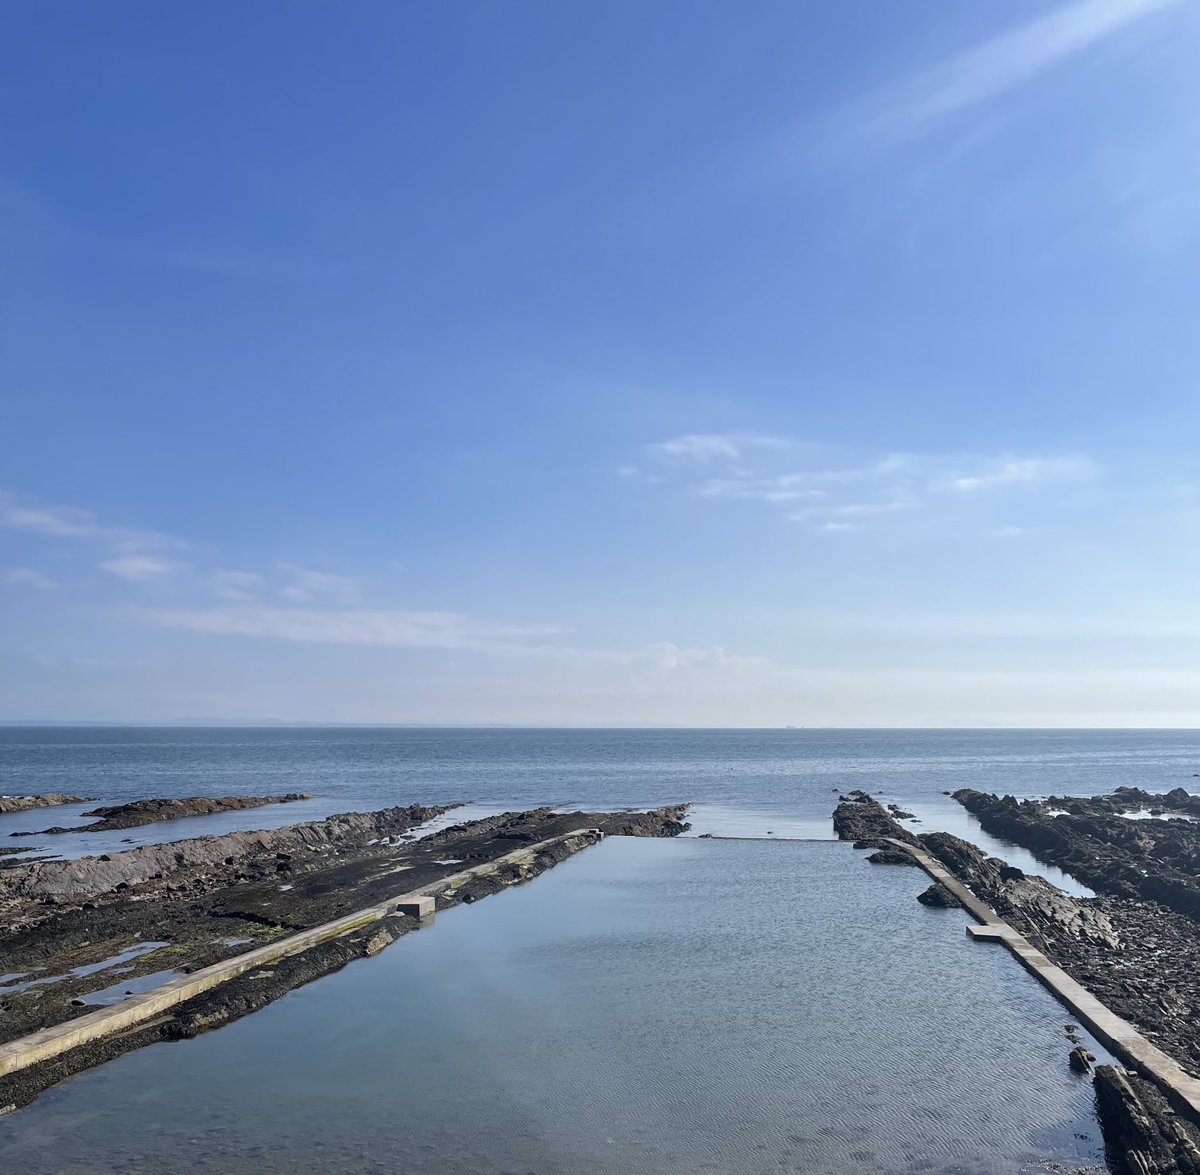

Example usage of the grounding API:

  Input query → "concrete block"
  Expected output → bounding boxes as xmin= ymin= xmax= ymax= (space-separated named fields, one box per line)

xmin=391 ymin=894 xmax=435 ymax=920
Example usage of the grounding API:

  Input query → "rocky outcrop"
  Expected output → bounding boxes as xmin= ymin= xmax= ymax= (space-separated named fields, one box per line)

xmin=954 ymin=788 xmax=1200 ymax=924
xmin=867 ymin=847 xmax=917 ymax=866
xmin=911 ymin=826 xmax=1200 ymax=1077
xmin=1068 ymin=1045 xmax=1096 ymax=1074
xmin=0 ymin=805 xmax=688 ymax=1112
xmin=0 ymin=803 xmax=456 ymax=904
xmin=13 ymin=793 xmax=313 ymax=836
xmin=832 ymin=792 xmax=919 ymax=848
xmin=0 ymin=795 xmax=91 ymax=814
xmin=593 ymin=806 xmax=691 ymax=838
xmin=1094 ymin=1066 xmax=1200 ymax=1174
xmin=916 ymin=882 xmax=961 ymax=908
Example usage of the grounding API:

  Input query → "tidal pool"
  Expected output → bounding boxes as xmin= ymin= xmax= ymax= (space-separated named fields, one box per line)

xmin=0 ymin=837 xmax=1108 ymax=1174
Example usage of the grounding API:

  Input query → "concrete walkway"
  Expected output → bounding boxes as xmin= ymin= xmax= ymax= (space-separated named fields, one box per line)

xmin=885 ymin=836 xmax=1200 ymax=1119
xmin=0 ymin=827 xmax=601 ymax=1081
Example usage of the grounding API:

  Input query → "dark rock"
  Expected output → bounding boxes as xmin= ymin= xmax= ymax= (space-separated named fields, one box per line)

xmin=953 ymin=787 xmax=1200 ymax=924
xmin=1094 ymin=1066 xmax=1200 ymax=1174
xmin=0 ymin=795 xmax=92 ymax=814
xmin=917 ymin=883 xmax=962 ymax=909
xmin=866 ymin=848 xmax=917 ymax=866
xmin=1068 ymin=1046 xmax=1095 ymax=1073
xmin=833 ymin=794 xmax=918 ymax=848
xmin=14 ymin=793 xmax=314 ymax=837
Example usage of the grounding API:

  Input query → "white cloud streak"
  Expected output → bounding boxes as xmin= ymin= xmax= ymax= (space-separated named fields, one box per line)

xmin=101 ymin=555 xmax=182 ymax=582
xmin=278 ymin=563 xmax=360 ymax=604
xmin=865 ymin=0 xmax=1183 ymax=142
xmin=0 ymin=490 xmax=183 ymax=552
xmin=214 ymin=570 xmax=265 ymax=601
xmin=142 ymin=606 xmax=568 ymax=654
xmin=631 ymin=438 xmax=1096 ymax=531
xmin=651 ymin=434 xmax=787 ymax=462
xmin=3 ymin=567 xmax=60 ymax=590
xmin=942 ymin=456 xmax=1095 ymax=492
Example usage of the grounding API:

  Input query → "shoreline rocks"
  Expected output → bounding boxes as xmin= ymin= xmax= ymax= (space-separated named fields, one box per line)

xmin=0 ymin=803 xmax=459 ymax=913
xmin=1094 ymin=1066 xmax=1200 ymax=1174
xmin=832 ymin=792 xmax=919 ymax=848
xmin=916 ymin=882 xmax=962 ymax=909
xmin=12 ymin=793 xmax=313 ymax=836
xmin=0 ymin=801 xmax=690 ymax=1113
xmin=953 ymin=788 xmax=1200 ymax=922
xmin=0 ymin=795 xmax=92 ymax=814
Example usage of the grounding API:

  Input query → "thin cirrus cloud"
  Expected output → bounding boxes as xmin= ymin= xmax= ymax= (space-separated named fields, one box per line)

xmin=4 ymin=567 xmax=60 ymax=590
xmin=651 ymin=433 xmax=787 ymax=462
xmin=101 ymin=555 xmax=183 ymax=582
xmin=942 ymin=456 xmax=1095 ymax=492
xmin=141 ymin=606 xmax=569 ymax=655
xmin=858 ymin=0 xmax=1185 ymax=144
xmin=278 ymin=563 xmax=360 ymax=604
xmin=627 ymin=435 xmax=1097 ymax=531
xmin=136 ymin=607 xmax=764 ymax=679
xmin=214 ymin=569 xmax=265 ymax=601
xmin=0 ymin=489 xmax=184 ymax=554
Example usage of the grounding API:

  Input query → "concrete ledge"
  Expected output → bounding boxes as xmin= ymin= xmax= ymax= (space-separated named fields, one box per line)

xmin=882 ymin=837 xmax=1200 ymax=1121
xmin=966 ymin=924 xmax=1008 ymax=942
xmin=0 ymin=827 xmax=603 ymax=1080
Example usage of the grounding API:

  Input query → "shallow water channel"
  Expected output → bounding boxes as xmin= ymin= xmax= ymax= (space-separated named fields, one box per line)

xmin=0 ymin=837 xmax=1109 ymax=1174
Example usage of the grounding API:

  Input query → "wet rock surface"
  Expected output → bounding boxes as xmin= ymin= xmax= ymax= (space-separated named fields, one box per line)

xmin=832 ymin=792 xmax=919 ymax=849
xmin=866 ymin=847 xmax=917 ymax=866
xmin=0 ymin=801 xmax=689 ymax=1112
xmin=0 ymin=795 xmax=91 ymax=814
xmin=941 ymin=789 xmax=1200 ymax=1080
xmin=844 ymin=790 xmax=1200 ymax=1171
xmin=916 ymin=882 xmax=962 ymax=908
xmin=0 ymin=803 xmax=457 ymax=913
xmin=954 ymin=788 xmax=1200 ymax=921
xmin=1094 ymin=1066 xmax=1200 ymax=1175
xmin=12 ymin=793 xmax=313 ymax=836
xmin=916 ymin=825 xmax=1200 ymax=1076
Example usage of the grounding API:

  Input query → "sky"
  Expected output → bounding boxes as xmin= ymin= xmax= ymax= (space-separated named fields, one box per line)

xmin=2 ymin=0 xmax=1200 ymax=727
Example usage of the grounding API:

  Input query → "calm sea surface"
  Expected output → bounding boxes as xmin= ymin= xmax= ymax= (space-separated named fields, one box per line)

xmin=4 ymin=726 xmax=1200 ymax=884
xmin=0 ymin=836 xmax=1112 ymax=1174
xmin=3 ymin=728 xmax=1194 ymax=1171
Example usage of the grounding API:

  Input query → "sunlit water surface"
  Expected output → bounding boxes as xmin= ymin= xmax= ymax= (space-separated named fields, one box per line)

xmin=0 ymin=837 xmax=1110 ymax=1174
xmin=3 ymin=728 xmax=1199 ymax=892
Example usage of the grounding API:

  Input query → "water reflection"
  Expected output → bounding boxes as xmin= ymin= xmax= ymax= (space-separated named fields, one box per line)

xmin=0 ymin=837 xmax=1107 ymax=1174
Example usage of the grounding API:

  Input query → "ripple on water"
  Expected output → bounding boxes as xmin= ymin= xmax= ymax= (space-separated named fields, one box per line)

xmin=0 ymin=837 xmax=1108 ymax=1174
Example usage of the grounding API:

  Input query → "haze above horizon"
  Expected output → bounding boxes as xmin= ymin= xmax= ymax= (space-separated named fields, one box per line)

xmin=3 ymin=1 xmax=1199 ymax=728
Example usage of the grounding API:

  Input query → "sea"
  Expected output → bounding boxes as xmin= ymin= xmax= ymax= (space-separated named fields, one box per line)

xmin=3 ymin=727 xmax=1198 ymax=1172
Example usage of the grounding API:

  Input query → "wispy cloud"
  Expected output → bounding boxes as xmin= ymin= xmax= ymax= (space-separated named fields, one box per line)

xmin=214 ymin=569 xmax=265 ymax=601
xmin=0 ymin=492 xmax=102 ymax=539
xmin=627 ymin=438 xmax=1097 ymax=532
xmin=863 ymin=0 xmax=1183 ymax=143
xmin=942 ymin=456 xmax=1095 ymax=492
xmin=141 ymin=606 xmax=567 ymax=654
xmin=278 ymin=564 xmax=360 ymax=604
xmin=101 ymin=555 xmax=182 ymax=582
xmin=651 ymin=433 xmax=787 ymax=462
xmin=0 ymin=490 xmax=183 ymax=553
xmin=3 ymin=567 xmax=60 ymax=590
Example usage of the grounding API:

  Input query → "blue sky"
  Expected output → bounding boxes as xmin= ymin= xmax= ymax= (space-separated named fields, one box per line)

xmin=3 ymin=0 xmax=1200 ymax=726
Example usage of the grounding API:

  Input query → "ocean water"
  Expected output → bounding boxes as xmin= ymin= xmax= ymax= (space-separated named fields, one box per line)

xmin=0 ymin=836 xmax=1111 ymax=1174
xmin=2 ymin=727 xmax=1199 ymax=866
xmin=2 ymin=728 xmax=1191 ymax=1171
